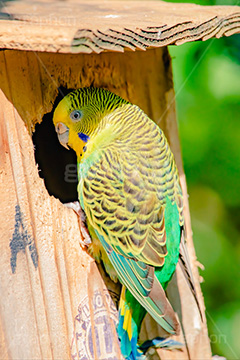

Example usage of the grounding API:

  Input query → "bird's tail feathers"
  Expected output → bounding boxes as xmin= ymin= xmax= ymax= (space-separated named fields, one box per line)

xmin=118 ymin=284 xmax=180 ymax=360
xmin=148 ymin=274 xmax=180 ymax=335
xmin=118 ymin=286 xmax=145 ymax=360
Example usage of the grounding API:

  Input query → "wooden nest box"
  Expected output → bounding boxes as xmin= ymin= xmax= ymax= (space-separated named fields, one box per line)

xmin=0 ymin=1 xmax=239 ymax=359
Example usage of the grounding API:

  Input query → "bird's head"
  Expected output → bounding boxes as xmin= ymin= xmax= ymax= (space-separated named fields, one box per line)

xmin=53 ymin=87 xmax=128 ymax=159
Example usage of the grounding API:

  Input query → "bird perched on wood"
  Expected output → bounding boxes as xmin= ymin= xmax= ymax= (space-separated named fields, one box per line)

xmin=53 ymin=87 xmax=199 ymax=359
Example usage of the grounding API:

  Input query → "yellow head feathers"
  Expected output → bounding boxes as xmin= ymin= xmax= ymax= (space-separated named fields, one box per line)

xmin=53 ymin=87 xmax=128 ymax=158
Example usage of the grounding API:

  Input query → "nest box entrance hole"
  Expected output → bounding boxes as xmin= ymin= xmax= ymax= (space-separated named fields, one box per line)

xmin=32 ymin=87 xmax=78 ymax=203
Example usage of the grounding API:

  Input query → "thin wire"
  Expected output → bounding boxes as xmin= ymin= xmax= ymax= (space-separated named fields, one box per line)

xmin=34 ymin=54 xmax=65 ymax=98
xmin=206 ymin=309 xmax=239 ymax=359
xmin=160 ymin=37 xmax=215 ymax=123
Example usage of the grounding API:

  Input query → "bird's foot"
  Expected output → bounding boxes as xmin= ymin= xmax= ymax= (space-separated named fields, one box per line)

xmin=139 ymin=337 xmax=183 ymax=355
xmin=64 ymin=201 xmax=92 ymax=247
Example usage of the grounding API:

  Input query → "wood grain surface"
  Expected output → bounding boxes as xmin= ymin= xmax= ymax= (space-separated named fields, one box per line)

xmin=0 ymin=0 xmax=239 ymax=53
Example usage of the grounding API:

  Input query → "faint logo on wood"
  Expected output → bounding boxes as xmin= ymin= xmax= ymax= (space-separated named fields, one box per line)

xmin=71 ymin=289 xmax=120 ymax=360
xmin=9 ymin=204 xmax=38 ymax=273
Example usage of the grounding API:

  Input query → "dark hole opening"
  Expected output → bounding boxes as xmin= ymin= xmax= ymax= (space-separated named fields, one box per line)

xmin=32 ymin=87 xmax=78 ymax=203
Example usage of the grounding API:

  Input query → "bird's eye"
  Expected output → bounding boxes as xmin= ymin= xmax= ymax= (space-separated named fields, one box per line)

xmin=70 ymin=110 xmax=82 ymax=121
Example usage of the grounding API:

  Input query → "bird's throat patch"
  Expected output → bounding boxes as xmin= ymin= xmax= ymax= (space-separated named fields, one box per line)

xmin=78 ymin=132 xmax=90 ymax=143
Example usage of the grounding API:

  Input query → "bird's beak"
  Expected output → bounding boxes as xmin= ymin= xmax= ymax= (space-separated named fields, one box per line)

xmin=55 ymin=122 xmax=70 ymax=150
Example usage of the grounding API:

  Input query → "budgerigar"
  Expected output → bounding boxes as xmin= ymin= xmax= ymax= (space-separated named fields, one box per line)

xmin=53 ymin=87 xmax=197 ymax=359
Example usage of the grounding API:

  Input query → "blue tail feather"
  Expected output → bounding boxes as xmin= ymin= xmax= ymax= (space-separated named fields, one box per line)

xmin=117 ymin=287 xmax=145 ymax=360
xmin=117 ymin=287 xmax=183 ymax=359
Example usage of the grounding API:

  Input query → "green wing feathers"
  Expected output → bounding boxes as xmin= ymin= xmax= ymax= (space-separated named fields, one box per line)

xmin=78 ymin=103 xmax=183 ymax=335
xmin=94 ymin=227 xmax=180 ymax=335
xmin=80 ymin=104 xmax=183 ymax=268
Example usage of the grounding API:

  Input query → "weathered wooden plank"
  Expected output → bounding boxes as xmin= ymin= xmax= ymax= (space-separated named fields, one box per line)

xmin=0 ymin=1 xmax=239 ymax=53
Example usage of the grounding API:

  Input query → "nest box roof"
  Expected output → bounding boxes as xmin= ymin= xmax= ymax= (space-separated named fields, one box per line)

xmin=0 ymin=0 xmax=239 ymax=53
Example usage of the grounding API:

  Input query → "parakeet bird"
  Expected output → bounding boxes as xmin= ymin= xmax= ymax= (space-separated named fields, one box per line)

xmin=53 ymin=87 xmax=195 ymax=359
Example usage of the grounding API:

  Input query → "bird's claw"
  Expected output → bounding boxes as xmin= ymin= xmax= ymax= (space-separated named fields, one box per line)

xmin=64 ymin=201 xmax=92 ymax=247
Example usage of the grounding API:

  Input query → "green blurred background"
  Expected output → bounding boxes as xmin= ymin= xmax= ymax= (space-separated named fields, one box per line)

xmin=166 ymin=0 xmax=240 ymax=358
